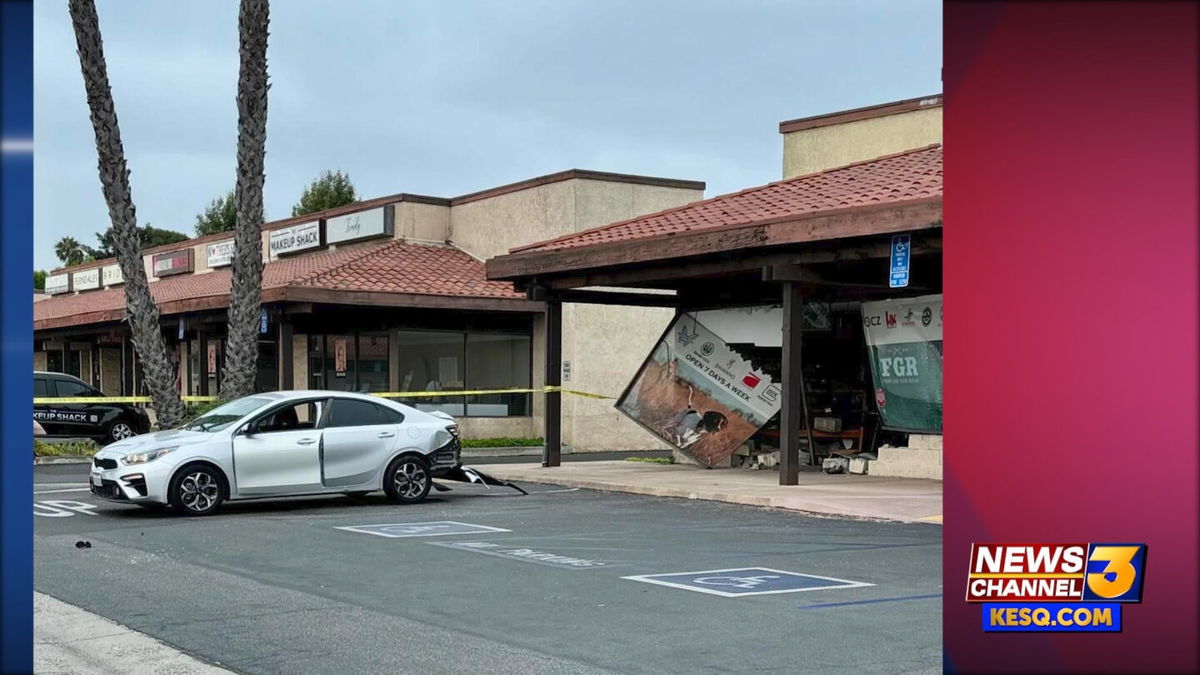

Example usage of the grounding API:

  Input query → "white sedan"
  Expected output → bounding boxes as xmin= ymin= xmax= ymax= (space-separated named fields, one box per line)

xmin=88 ymin=391 xmax=460 ymax=516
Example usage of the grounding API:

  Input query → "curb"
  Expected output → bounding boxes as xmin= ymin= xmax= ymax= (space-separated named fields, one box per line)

xmin=481 ymin=469 xmax=942 ymax=525
xmin=34 ymin=456 xmax=94 ymax=465
xmin=461 ymin=445 xmax=571 ymax=458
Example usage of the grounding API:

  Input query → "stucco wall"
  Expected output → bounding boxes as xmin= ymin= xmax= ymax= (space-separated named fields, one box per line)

xmin=292 ymin=334 xmax=308 ymax=389
xmin=33 ymin=351 xmax=47 ymax=371
xmin=448 ymin=177 xmax=700 ymax=452
xmin=782 ymin=107 xmax=943 ymax=178
xmin=396 ymin=202 xmax=450 ymax=243
xmin=449 ymin=181 xmax=577 ymax=261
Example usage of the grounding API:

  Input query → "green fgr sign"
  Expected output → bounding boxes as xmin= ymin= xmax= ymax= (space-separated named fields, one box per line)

xmin=862 ymin=295 xmax=942 ymax=433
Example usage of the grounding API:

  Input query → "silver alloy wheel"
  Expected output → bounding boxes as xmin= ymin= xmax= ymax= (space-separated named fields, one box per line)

xmin=392 ymin=461 xmax=428 ymax=500
xmin=111 ymin=422 xmax=134 ymax=440
xmin=179 ymin=471 xmax=219 ymax=512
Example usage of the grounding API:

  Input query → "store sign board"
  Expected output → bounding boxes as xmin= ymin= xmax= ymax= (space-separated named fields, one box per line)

xmin=861 ymin=294 xmax=942 ymax=433
xmin=325 ymin=205 xmax=393 ymax=245
xmin=206 ymin=239 xmax=235 ymax=268
xmin=45 ymin=273 xmax=70 ymax=295
xmin=269 ymin=220 xmax=322 ymax=257
xmin=152 ymin=249 xmax=193 ymax=277
xmin=616 ymin=312 xmax=782 ymax=467
xmin=72 ymin=268 xmax=100 ymax=291
xmin=101 ymin=264 xmax=123 ymax=286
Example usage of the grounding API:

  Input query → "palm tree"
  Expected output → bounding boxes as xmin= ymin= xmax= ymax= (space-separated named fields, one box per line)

xmin=220 ymin=0 xmax=270 ymax=399
xmin=68 ymin=0 xmax=186 ymax=427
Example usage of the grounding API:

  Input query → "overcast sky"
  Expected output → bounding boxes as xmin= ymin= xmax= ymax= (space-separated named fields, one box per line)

xmin=34 ymin=0 xmax=940 ymax=270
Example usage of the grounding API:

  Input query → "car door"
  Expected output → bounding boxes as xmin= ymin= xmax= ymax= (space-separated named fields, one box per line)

xmin=320 ymin=398 xmax=403 ymax=488
xmin=33 ymin=375 xmax=65 ymax=436
xmin=232 ymin=398 xmax=327 ymax=495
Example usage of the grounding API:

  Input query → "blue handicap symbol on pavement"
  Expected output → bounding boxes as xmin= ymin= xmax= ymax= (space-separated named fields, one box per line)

xmin=334 ymin=521 xmax=511 ymax=538
xmin=622 ymin=567 xmax=873 ymax=597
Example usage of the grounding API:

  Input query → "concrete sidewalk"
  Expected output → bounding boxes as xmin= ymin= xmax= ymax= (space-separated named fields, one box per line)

xmin=480 ymin=460 xmax=943 ymax=524
xmin=35 ymin=592 xmax=232 ymax=674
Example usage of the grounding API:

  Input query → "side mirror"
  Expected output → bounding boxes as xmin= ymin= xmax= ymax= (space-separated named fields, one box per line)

xmin=238 ymin=423 xmax=256 ymax=437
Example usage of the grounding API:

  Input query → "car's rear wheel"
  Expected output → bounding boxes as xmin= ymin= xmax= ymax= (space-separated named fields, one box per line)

xmin=168 ymin=464 xmax=225 ymax=516
xmin=106 ymin=419 xmax=136 ymax=444
xmin=383 ymin=455 xmax=431 ymax=504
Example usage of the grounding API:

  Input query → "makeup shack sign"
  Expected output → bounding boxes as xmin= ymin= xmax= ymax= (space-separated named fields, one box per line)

xmin=269 ymin=221 xmax=322 ymax=257
xmin=152 ymin=249 xmax=193 ymax=277
xmin=325 ymin=206 xmax=393 ymax=245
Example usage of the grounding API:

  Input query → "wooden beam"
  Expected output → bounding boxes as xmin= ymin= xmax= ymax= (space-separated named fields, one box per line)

xmin=780 ymin=280 xmax=813 ymax=485
xmin=557 ymin=289 xmax=679 ymax=307
xmin=541 ymin=234 xmax=942 ymax=291
xmin=487 ymin=199 xmax=941 ymax=280
xmin=281 ymin=287 xmax=545 ymax=313
xmin=543 ymin=297 xmax=563 ymax=467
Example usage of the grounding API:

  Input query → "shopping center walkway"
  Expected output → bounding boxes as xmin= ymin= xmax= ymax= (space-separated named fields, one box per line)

xmin=481 ymin=460 xmax=943 ymax=524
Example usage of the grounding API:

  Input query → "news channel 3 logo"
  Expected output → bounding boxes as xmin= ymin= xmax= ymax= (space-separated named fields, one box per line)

xmin=968 ymin=543 xmax=1147 ymax=632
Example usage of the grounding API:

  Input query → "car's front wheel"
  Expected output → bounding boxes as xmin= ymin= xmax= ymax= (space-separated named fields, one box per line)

xmin=383 ymin=455 xmax=431 ymax=504
xmin=168 ymin=464 xmax=225 ymax=516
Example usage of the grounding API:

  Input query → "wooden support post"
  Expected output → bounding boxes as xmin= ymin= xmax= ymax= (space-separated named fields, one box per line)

xmin=198 ymin=330 xmax=209 ymax=397
xmin=543 ymin=296 xmax=563 ymax=467
xmin=279 ymin=318 xmax=293 ymax=392
xmin=780 ymin=280 xmax=814 ymax=485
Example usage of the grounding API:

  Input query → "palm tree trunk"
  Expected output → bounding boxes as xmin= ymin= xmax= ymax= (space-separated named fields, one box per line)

xmin=68 ymin=0 xmax=186 ymax=428
xmin=220 ymin=0 xmax=270 ymax=399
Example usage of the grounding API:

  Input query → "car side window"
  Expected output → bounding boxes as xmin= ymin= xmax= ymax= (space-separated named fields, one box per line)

xmin=34 ymin=378 xmax=49 ymax=397
xmin=326 ymin=399 xmax=391 ymax=428
xmin=54 ymin=379 xmax=92 ymax=398
xmin=253 ymin=400 xmax=323 ymax=434
xmin=377 ymin=405 xmax=405 ymax=424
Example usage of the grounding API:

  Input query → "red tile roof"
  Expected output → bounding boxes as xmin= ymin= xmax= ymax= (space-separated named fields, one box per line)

xmin=35 ymin=241 xmax=525 ymax=330
xmin=509 ymin=144 xmax=942 ymax=255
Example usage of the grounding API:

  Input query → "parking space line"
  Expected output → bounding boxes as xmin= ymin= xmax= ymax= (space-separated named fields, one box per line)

xmin=799 ymin=593 xmax=941 ymax=609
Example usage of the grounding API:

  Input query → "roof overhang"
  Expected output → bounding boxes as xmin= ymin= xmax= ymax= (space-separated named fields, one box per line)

xmin=486 ymin=197 xmax=942 ymax=283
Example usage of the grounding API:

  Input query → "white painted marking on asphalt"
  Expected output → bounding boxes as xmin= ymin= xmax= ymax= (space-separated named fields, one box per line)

xmin=34 ymin=500 xmax=99 ymax=517
xmin=622 ymin=567 xmax=874 ymax=598
xmin=34 ymin=487 xmax=92 ymax=495
xmin=334 ymin=521 xmax=512 ymax=538
xmin=536 ymin=487 xmax=581 ymax=494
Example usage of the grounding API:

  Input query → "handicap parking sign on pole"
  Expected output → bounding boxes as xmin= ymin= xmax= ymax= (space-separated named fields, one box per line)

xmin=890 ymin=234 xmax=911 ymax=288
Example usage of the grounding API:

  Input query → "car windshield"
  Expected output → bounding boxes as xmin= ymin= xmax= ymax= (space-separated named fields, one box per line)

xmin=182 ymin=396 xmax=273 ymax=433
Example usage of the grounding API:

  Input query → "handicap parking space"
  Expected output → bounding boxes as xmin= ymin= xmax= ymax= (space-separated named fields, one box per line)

xmin=622 ymin=567 xmax=873 ymax=597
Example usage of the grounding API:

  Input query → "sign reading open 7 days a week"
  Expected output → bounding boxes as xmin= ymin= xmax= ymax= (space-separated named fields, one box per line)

xmin=861 ymin=294 xmax=943 ymax=433
xmin=617 ymin=313 xmax=782 ymax=467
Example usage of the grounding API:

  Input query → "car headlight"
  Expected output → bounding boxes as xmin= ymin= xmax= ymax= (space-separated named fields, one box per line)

xmin=121 ymin=447 xmax=177 ymax=466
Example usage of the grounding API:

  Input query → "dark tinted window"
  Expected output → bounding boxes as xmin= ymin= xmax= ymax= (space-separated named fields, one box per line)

xmin=34 ymin=378 xmax=49 ymax=397
xmin=55 ymin=379 xmax=92 ymax=398
xmin=326 ymin=399 xmax=390 ymax=428
xmin=377 ymin=405 xmax=405 ymax=424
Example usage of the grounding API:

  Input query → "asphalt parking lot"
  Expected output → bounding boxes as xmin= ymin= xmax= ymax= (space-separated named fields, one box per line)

xmin=35 ymin=463 xmax=942 ymax=674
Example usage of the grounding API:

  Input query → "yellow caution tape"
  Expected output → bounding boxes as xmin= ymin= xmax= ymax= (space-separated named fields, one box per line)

xmin=34 ymin=386 xmax=613 ymax=405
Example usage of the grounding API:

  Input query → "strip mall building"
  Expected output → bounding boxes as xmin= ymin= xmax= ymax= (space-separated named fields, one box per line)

xmin=36 ymin=95 xmax=942 ymax=462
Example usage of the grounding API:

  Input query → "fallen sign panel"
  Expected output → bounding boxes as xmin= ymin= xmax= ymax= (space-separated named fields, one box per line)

xmin=622 ymin=567 xmax=873 ymax=598
xmin=334 ymin=521 xmax=511 ymax=538
xmin=428 ymin=541 xmax=612 ymax=570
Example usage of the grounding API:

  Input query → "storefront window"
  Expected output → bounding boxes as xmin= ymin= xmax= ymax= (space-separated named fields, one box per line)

xmin=358 ymin=332 xmax=389 ymax=393
xmin=255 ymin=338 xmax=279 ymax=393
xmin=466 ymin=332 xmax=531 ymax=416
xmin=394 ymin=330 xmax=465 ymax=416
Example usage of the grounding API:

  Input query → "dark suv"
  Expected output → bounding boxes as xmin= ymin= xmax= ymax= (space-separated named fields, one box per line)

xmin=33 ymin=371 xmax=151 ymax=444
